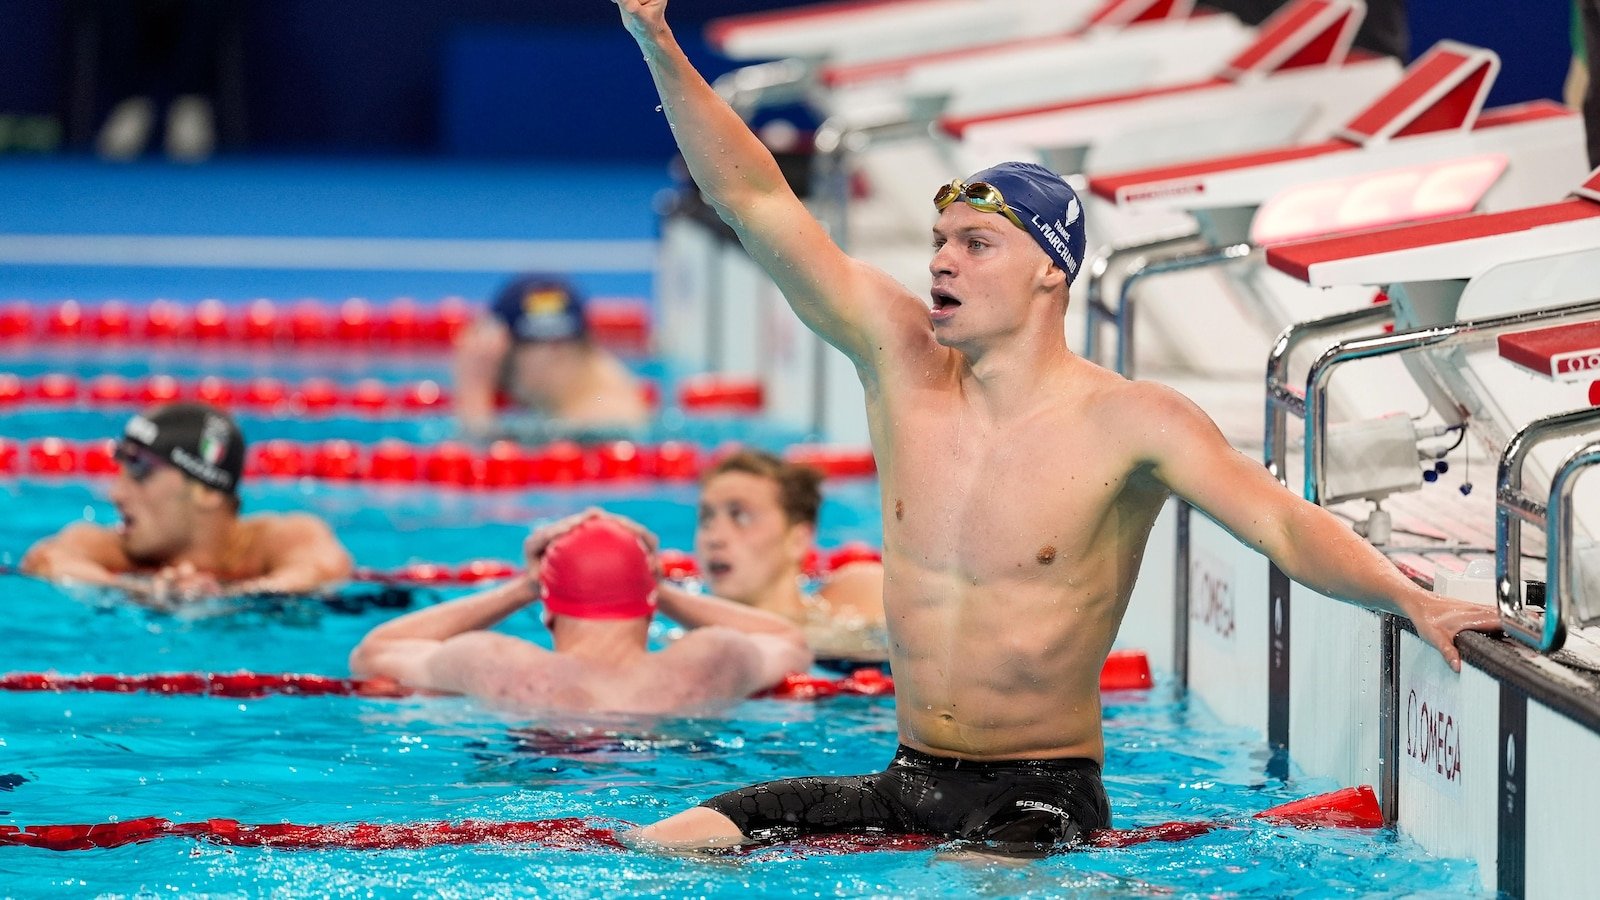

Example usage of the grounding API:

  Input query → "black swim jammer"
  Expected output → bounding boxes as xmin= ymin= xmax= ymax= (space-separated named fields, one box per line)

xmin=699 ymin=745 xmax=1110 ymax=851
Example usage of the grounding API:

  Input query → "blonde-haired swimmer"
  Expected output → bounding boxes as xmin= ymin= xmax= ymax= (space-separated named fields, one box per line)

xmin=349 ymin=511 xmax=810 ymax=714
xmin=23 ymin=402 xmax=351 ymax=607
xmin=610 ymin=0 xmax=1500 ymax=854
xmin=696 ymin=449 xmax=886 ymax=663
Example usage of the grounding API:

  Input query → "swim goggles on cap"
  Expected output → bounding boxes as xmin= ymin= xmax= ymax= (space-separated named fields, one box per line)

xmin=114 ymin=440 xmax=169 ymax=483
xmin=933 ymin=179 xmax=1027 ymax=231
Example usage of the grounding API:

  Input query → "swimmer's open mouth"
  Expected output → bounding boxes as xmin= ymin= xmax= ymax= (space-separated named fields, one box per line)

xmin=931 ymin=287 xmax=961 ymax=310
xmin=705 ymin=561 xmax=732 ymax=578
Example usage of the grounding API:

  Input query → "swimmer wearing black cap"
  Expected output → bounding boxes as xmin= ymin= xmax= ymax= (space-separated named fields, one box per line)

xmin=348 ymin=511 xmax=811 ymax=714
xmin=612 ymin=0 xmax=1501 ymax=854
xmin=22 ymin=402 xmax=352 ymax=606
xmin=452 ymin=273 xmax=650 ymax=438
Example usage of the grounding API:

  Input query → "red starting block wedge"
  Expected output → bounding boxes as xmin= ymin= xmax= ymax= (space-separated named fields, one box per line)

xmin=679 ymin=376 xmax=764 ymax=413
xmin=1099 ymin=649 xmax=1153 ymax=691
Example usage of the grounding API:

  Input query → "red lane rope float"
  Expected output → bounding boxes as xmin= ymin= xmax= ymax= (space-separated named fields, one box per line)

xmin=1086 ymin=785 xmax=1385 ymax=849
xmin=0 ymin=298 xmax=653 ymax=352
xmin=0 ymin=546 xmax=879 ymax=588
xmin=0 ymin=672 xmax=412 ymax=699
xmin=0 ymin=669 xmax=894 ymax=702
xmin=0 ymin=373 xmax=663 ymax=416
xmin=0 ymin=786 xmax=1380 ymax=853
xmin=0 ymin=437 xmax=876 ymax=485
xmin=0 ymin=654 xmax=1152 ymax=701
xmin=677 ymin=375 xmax=764 ymax=414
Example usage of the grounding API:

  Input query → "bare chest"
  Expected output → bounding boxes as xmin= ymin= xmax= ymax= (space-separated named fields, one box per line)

xmin=879 ymin=410 xmax=1132 ymax=574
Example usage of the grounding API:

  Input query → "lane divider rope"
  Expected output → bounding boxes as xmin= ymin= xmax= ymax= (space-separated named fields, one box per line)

xmin=0 ymin=373 xmax=772 ymax=417
xmin=0 ymin=436 xmax=878 ymax=484
xmin=0 ymin=785 xmax=1381 ymax=853
xmin=0 ymin=652 xmax=1154 ymax=701
xmin=0 ymin=297 xmax=651 ymax=352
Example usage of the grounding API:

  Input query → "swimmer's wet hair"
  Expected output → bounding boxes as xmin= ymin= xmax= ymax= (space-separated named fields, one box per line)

xmin=702 ymin=449 xmax=822 ymax=526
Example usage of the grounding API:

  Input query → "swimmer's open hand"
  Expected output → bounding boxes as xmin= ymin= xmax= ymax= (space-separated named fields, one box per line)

xmin=124 ymin=562 xmax=222 ymax=608
xmin=1407 ymin=591 xmax=1502 ymax=672
xmin=524 ymin=508 xmax=662 ymax=581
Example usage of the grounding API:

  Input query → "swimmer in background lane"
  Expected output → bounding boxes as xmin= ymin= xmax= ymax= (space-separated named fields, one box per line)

xmin=611 ymin=0 xmax=1500 ymax=853
xmin=22 ymin=402 xmax=352 ymax=607
xmin=696 ymin=450 xmax=887 ymax=666
xmin=348 ymin=513 xmax=812 ymax=715
xmin=453 ymin=273 xmax=650 ymax=440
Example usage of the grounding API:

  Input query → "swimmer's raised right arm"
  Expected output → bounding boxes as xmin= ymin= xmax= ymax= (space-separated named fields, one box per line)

xmin=613 ymin=0 xmax=928 ymax=368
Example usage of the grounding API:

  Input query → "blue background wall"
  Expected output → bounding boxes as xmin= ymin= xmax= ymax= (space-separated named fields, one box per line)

xmin=0 ymin=0 xmax=1578 ymax=161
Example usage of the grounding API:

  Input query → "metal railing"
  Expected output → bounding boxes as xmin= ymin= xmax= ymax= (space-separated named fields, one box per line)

xmin=1264 ymin=297 xmax=1600 ymax=503
xmin=1497 ymin=409 xmax=1600 ymax=652
xmin=1263 ymin=302 xmax=1396 ymax=487
xmin=1081 ymin=235 xmax=1251 ymax=376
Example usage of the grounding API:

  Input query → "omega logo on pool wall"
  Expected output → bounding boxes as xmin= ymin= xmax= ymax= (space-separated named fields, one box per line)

xmin=1405 ymin=686 xmax=1463 ymax=789
xmin=1189 ymin=553 xmax=1236 ymax=642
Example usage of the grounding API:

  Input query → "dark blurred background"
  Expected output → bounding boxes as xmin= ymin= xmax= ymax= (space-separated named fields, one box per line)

xmin=0 ymin=0 xmax=1574 ymax=161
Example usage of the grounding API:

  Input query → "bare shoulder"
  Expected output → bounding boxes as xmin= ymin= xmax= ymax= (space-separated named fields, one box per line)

xmin=816 ymin=561 xmax=885 ymax=622
xmin=856 ymin=263 xmax=948 ymax=369
xmin=29 ymin=522 xmax=127 ymax=564
xmin=242 ymin=512 xmax=336 ymax=542
xmin=1084 ymin=375 xmax=1216 ymax=441
xmin=655 ymin=628 xmax=761 ymax=678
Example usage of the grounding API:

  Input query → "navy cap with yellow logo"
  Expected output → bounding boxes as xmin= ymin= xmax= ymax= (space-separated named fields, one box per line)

xmin=489 ymin=274 xmax=588 ymax=344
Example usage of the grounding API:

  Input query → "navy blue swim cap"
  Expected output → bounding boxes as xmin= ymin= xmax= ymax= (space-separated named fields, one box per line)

xmin=490 ymin=274 xmax=587 ymax=343
xmin=962 ymin=161 xmax=1086 ymax=282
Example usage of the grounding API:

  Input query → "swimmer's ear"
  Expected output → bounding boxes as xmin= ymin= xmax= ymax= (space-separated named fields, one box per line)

xmin=783 ymin=521 xmax=816 ymax=567
xmin=1039 ymin=259 xmax=1068 ymax=295
xmin=188 ymin=482 xmax=228 ymax=512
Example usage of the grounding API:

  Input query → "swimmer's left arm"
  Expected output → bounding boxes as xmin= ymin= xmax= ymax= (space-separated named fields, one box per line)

xmin=229 ymin=514 xmax=354 ymax=596
xmin=1137 ymin=385 xmax=1499 ymax=671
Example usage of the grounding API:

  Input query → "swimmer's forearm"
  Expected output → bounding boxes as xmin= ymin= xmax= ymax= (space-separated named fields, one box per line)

xmin=1271 ymin=503 xmax=1429 ymax=617
xmin=626 ymin=12 xmax=791 ymax=211
xmin=357 ymin=578 xmax=539 ymax=643
xmin=655 ymin=583 xmax=806 ymax=641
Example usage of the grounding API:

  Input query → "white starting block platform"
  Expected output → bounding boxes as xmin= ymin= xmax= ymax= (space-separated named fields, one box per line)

xmin=943 ymin=0 xmax=1395 ymax=176
xmin=706 ymin=0 xmax=1097 ymax=66
xmin=1076 ymin=41 xmax=1588 ymax=393
xmin=811 ymin=0 xmax=1253 ymax=128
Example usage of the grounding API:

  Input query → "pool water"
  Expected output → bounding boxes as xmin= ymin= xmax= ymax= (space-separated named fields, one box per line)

xmin=0 ymin=468 xmax=1487 ymax=896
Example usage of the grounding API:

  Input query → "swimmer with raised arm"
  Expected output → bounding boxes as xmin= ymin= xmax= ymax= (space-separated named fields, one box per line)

xmin=22 ymin=403 xmax=351 ymax=606
xmin=349 ymin=512 xmax=812 ymax=714
xmin=611 ymin=0 xmax=1501 ymax=852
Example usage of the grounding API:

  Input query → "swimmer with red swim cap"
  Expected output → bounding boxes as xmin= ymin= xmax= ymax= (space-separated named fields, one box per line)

xmin=349 ymin=511 xmax=811 ymax=714
xmin=611 ymin=0 xmax=1501 ymax=854
xmin=22 ymin=402 xmax=351 ymax=606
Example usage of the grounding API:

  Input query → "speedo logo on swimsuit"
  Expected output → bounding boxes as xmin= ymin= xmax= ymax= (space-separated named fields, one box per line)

xmin=170 ymin=447 xmax=231 ymax=489
xmin=1014 ymin=799 xmax=1068 ymax=819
